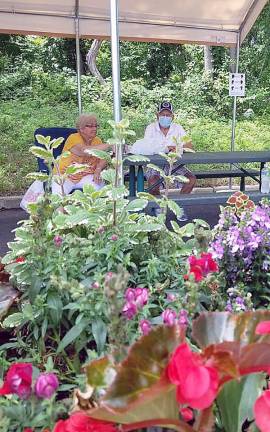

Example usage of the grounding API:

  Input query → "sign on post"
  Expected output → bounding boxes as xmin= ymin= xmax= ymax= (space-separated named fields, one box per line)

xmin=229 ymin=73 xmax=245 ymax=97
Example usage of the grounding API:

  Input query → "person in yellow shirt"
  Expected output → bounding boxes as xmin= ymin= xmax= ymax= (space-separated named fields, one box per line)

xmin=52 ymin=113 xmax=109 ymax=195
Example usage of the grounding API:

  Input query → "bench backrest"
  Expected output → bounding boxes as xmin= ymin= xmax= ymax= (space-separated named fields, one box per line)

xmin=34 ymin=127 xmax=77 ymax=173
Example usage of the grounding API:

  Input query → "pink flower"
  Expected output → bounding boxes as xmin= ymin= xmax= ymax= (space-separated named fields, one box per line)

xmin=179 ymin=309 xmax=188 ymax=327
xmin=53 ymin=411 xmax=117 ymax=432
xmin=180 ymin=407 xmax=194 ymax=422
xmin=91 ymin=281 xmax=100 ymax=289
xmin=167 ymin=343 xmax=219 ymax=409
xmin=134 ymin=288 xmax=148 ymax=307
xmin=254 ymin=388 xmax=270 ymax=432
xmin=0 ymin=363 xmax=33 ymax=399
xmin=139 ymin=319 xmax=151 ymax=335
xmin=105 ymin=272 xmax=114 ymax=281
xmin=35 ymin=372 xmax=59 ymax=399
xmin=187 ymin=252 xmax=218 ymax=282
xmin=167 ymin=293 xmax=176 ymax=302
xmin=125 ymin=288 xmax=136 ymax=303
xmin=111 ymin=234 xmax=118 ymax=241
xmin=23 ymin=429 xmax=34 ymax=432
xmin=162 ymin=309 xmax=177 ymax=326
xmin=122 ymin=302 xmax=137 ymax=320
xmin=97 ymin=226 xmax=105 ymax=234
xmin=255 ymin=321 xmax=270 ymax=335
xmin=53 ymin=235 xmax=63 ymax=247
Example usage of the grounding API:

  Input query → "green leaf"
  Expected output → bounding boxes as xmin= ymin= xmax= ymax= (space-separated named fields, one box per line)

xmin=147 ymin=164 xmax=165 ymax=177
xmin=217 ymin=374 xmax=264 ymax=432
xmin=56 ymin=320 xmax=88 ymax=353
xmin=173 ymin=175 xmax=189 ymax=184
xmin=29 ymin=146 xmax=52 ymax=161
xmin=126 ymin=199 xmax=148 ymax=212
xmin=85 ymin=149 xmax=111 ymax=162
xmin=166 ymin=199 xmax=182 ymax=218
xmin=26 ymin=172 xmax=48 ymax=182
xmin=130 ymin=223 xmax=163 ymax=232
xmin=35 ymin=134 xmax=51 ymax=146
xmin=47 ymin=291 xmax=63 ymax=325
xmin=3 ymin=312 xmax=24 ymax=328
xmin=0 ymin=284 xmax=19 ymax=320
xmin=50 ymin=137 xmax=64 ymax=149
xmin=101 ymin=168 xmax=115 ymax=184
xmin=92 ymin=319 xmax=107 ymax=355
xmin=124 ymin=155 xmax=150 ymax=163
xmin=65 ymin=164 xmax=87 ymax=175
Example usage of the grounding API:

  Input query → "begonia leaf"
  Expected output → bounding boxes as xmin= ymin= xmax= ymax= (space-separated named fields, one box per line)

xmin=192 ymin=311 xmax=270 ymax=348
xmin=86 ymin=357 xmax=116 ymax=389
xmin=193 ymin=406 xmax=215 ymax=431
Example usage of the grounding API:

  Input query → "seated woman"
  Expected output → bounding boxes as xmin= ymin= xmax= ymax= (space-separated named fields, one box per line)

xmin=52 ymin=113 xmax=109 ymax=195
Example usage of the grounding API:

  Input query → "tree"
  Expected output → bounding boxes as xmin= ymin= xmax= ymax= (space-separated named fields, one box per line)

xmin=86 ymin=39 xmax=105 ymax=84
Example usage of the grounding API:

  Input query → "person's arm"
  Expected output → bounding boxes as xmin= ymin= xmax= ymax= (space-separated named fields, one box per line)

xmin=144 ymin=124 xmax=153 ymax=139
xmin=93 ymin=159 xmax=108 ymax=184
xmin=70 ymin=142 xmax=109 ymax=157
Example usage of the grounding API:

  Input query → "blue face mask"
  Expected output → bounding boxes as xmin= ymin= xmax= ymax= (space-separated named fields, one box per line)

xmin=159 ymin=116 xmax=172 ymax=128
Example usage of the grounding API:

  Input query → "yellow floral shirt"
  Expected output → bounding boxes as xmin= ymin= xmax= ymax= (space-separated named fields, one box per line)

xmin=57 ymin=132 xmax=102 ymax=183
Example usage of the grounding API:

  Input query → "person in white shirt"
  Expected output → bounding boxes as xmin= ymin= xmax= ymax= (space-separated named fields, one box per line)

xmin=144 ymin=101 xmax=196 ymax=195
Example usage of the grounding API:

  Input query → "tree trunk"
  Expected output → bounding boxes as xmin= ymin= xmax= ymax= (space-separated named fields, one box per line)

xmin=203 ymin=45 xmax=213 ymax=77
xmin=86 ymin=39 xmax=105 ymax=84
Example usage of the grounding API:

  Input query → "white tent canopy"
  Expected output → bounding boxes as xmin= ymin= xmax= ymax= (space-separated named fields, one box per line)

xmin=0 ymin=0 xmax=268 ymax=46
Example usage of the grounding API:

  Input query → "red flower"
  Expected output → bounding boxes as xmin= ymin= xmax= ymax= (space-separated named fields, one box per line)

xmin=53 ymin=411 xmax=118 ymax=432
xmin=24 ymin=429 xmax=34 ymax=432
xmin=255 ymin=321 xmax=270 ymax=335
xmin=167 ymin=343 xmax=219 ymax=410
xmin=180 ymin=407 xmax=194 ymax=422
xmin=0 ymin=363 xmax=32 ymax=399
xmin=254 ymin=388 xmax=270 ymax=432
xmin=15 ymin=256 xmax=26 ymax=263
xmin=187 ymin=253 xmax=218 ymax=282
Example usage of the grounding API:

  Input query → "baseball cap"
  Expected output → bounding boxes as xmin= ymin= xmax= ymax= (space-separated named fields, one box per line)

xmin=157 ymin=101 xmax=173 ymax=113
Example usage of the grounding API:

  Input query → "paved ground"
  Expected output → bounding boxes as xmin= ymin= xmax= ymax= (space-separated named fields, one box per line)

xmin=0 ymin=205 xmax=220 ymax=257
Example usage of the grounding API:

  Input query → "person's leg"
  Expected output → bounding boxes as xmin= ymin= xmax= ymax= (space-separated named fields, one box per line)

xmin=147 ymin=174 xmax=162 ymax=195
xmin=180 ymin=171 xmax=196 ymax=194
xmin=51 ymin=179 xmax=74 ymax=196
xmin=76 ymin=174 xmax=104 ymax=191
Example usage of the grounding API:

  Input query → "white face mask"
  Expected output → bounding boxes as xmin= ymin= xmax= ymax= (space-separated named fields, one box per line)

xmin=158 ymin=116 xmax=172 ymax=128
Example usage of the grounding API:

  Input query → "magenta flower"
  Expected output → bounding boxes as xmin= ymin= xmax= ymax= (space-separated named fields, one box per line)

xmin=91 ymin=281 xmax=100 ymax=289
xmin=111 ymin=234 xmax=118 ymax=241
xmin=167 ymin=293 xmax=176 ymax=302
xmin=162 ymin=308 xmax=177 ymax=326
xmin=139 ymin=319 xmax=151 ymax=335
xmin=122 ymin=302 xmax=137 ymax=320
xmin=179 ymin=309 xmax=188 ymax=327
xmin=35 ymin=372 xmax=59 ymax=399
xmin=53 ymin=235 xmax=63 ymax=247
xmin=125 ymin=288 xmax=136 ymax=303
xmin=134 ymin=288 xmax=148 ymax=307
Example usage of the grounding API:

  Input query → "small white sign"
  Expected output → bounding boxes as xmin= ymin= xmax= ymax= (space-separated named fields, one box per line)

xmin=229 ymin=73 xmax=245 ymax=97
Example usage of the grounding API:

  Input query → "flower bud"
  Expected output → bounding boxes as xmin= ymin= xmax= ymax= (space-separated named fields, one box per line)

xmin=53 ymin=235 xmax=63 ymax=247
xmin=111 ymin=234 xmax=118 ymax=241
xmin=35 ymin=372 xmax=59 ymax=399
xmin=139 ymin=319 xmax=151 ymax=335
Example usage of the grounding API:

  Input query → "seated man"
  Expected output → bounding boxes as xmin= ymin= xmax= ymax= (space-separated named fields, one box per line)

xmin=52 ymin=113 xmax=109 ymax=195
xmin=144 ymin=101 xmax=196 ymax=195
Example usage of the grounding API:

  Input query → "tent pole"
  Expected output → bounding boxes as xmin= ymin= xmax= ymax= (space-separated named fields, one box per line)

xmin=229 ymin=32 xmax=240 ymax=188
xmin=230 ymin=32 xmax=240 ymax=153
xmin=110 ymin=0 xmax=123 ymax=185
xmin=75 ymin=0 xmax=82 ymax=114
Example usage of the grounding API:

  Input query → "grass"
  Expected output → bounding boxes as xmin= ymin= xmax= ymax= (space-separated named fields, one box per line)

xmin=1 ymin=98 xmax=270 ymax=195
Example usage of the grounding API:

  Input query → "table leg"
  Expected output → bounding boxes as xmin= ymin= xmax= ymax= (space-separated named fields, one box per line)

xmin=137 ymin=166 xmax=145 ymax=192
xmin=129 ymin=165 xmax=136 ymax=197
xmin=260 ymin=162 xmax=265 ymax=189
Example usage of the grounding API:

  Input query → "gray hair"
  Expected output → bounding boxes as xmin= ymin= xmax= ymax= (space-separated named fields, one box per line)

xmin=76 ymin=113 xmax=98 ymax=130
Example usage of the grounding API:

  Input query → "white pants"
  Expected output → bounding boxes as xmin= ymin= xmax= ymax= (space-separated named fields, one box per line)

xmin=51 ymin=174 xmax=104 ymax=195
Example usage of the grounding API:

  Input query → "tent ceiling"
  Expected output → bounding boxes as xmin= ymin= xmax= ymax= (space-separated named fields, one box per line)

xmin=0 ymin=0 xmax=268 ymax=46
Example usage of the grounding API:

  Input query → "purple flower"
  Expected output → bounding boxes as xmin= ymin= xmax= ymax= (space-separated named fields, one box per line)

xmin=162 ymin=308 xmax=177 ymax=326
xmin=111 ymin=234 xmax=118 ymax=241
xmin=225 ymin=300 xmax=233 ymax=312
xmin=97 ymin=226 xmax=105 ymax=234
xmin=235 ymin=296 xmax=246 ymax=311
xmin=179 ymin=309 xmax=188 ymax=327
xmin=139 ymin=319 xmax=151 ymax=335
xmin=122 ymin=302 xmax=137 ymax=320
xmin=53 ymin=235 xmax=63 ymax=247
xmin=35 ymin=373 xmax=59 ymax=399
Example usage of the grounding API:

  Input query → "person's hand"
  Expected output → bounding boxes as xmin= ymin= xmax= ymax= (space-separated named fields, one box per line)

xmin=93 ymin=169 xmax=102 ymax=184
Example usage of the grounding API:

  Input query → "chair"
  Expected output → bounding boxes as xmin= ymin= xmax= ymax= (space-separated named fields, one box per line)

xmin=34 ymin=127 xmax=77 ymax=174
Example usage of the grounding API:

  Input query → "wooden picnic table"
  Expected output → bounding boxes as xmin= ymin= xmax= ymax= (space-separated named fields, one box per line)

xmin=124 ymin=150 xmax=270 ymax=196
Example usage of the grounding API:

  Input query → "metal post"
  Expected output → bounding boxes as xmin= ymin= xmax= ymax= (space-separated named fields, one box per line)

xmin=229 ymin=32 xmax=240 ymax=189
xmin=75 ymin=0 xmax=82 ymax=114
xmin=110 ymin=0 xmax=123 ymax=185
